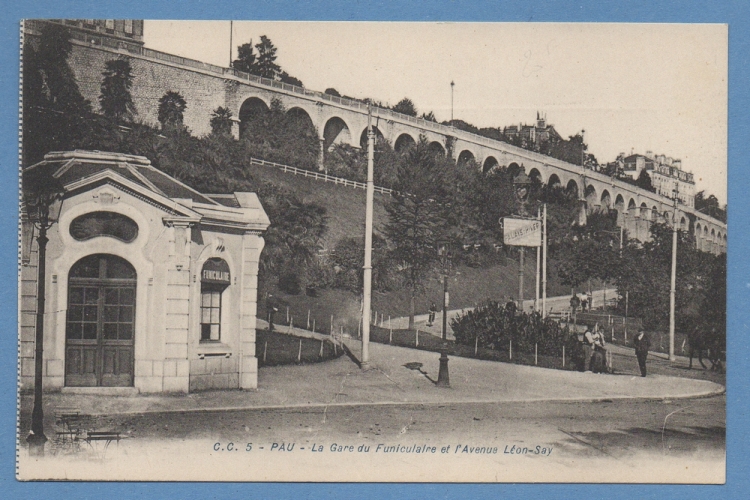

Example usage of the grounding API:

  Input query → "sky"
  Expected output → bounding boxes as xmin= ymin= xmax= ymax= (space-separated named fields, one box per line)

xmin=144 ymin=21 xmax=727 ymax=204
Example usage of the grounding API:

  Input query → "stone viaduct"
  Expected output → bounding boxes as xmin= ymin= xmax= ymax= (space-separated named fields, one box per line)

xmin=28 ymin=20 xmax=726 ymax=254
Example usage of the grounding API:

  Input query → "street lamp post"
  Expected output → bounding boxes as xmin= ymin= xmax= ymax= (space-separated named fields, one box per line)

xmin=437 ymin=241 xmax=452 ymax=341
xmin=22 ymin=165 xmax=65 ymax=456
xmin=513 ymin=168 xmax=531 ymax=310
xmin=450 ymin=81 xmax=455 ymax=124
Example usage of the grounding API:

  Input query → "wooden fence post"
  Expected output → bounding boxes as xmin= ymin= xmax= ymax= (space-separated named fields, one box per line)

xmin=297 ymin=339 xmax=302 ymax=363
xmin=509 ymin=340 xmax=512 ymax=360
xmin=263 ymin=340 xmax=268 ymax=364
xmin=535 ymin=343 xmax=538 ymax=365
xmin=562 ymin=345 xmax=565 ymax=367
xmin=475 ymin=336 xmax=479 ymax=356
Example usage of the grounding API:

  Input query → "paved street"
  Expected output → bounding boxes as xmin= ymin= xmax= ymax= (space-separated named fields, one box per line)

xmin=18 ymin=339 xmax=724 ymax=482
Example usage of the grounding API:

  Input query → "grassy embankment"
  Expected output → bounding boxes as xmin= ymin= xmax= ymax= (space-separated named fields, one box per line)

xmin=253 ymin=162 xmax=570 ymax=338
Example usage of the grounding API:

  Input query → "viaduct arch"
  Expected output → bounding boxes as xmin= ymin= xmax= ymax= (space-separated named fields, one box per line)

xmin=51 ymin=25 xmax=726 ymax=254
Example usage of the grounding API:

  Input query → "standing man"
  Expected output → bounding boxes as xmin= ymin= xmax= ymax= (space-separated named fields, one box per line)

xmin=505 ymin=297 xmax=517 ymax=317
xmin=583 ymin=325 xmax=595 ymax=372
xmin=633 ymin=329 xmax=650 ymax=377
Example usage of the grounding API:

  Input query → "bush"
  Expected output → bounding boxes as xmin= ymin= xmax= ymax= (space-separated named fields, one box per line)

xmin=278 ymin=271 xmax=302 ymax=295
xmin=451 ymin=301 xmax=576 ymax=358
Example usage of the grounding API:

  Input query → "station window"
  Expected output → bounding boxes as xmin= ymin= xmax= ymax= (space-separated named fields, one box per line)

xmin=199 ymin=258 xmax=230 ymax=342
xmin=200 ymin=288 xmax=222 ymax=341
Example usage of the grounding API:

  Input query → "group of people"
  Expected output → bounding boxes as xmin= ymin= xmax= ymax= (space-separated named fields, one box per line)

xmin=582 ymin=323 xmax=608 ymax=373
xmin=570 ymin=293 xmax=593 ymax=314
xmin=580 ymin=322 xmax=651 ymax=377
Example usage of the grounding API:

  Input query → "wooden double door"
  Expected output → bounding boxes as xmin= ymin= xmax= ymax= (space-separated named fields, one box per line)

xmin=65 ymin=254 xmax=136 ymax=387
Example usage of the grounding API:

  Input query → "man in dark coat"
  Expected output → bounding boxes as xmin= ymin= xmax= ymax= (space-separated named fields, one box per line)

xmin=633 ymin=329 xmax=650 ymax=377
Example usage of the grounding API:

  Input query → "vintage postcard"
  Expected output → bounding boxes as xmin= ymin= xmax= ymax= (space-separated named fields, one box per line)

xmin=17 ymin=20 xmax=727 ymax=482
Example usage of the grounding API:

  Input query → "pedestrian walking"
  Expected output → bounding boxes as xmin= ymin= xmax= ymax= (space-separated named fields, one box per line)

xmin=267 ymin=295 xmax=279 ymax=332
xmin=428 ymin=302 xmax=437 ymax=327
xmin=570 ymin=294 xmax=580 ymax=316
xmin=633 ymin=329 xmax=650 ymax=377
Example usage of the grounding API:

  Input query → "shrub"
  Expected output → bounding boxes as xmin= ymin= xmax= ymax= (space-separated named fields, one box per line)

xmin=451 ymin=301 xmax=576 ymax=358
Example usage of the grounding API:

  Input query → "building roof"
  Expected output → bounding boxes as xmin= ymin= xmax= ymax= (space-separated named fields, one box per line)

xmin=24 ymin=150 xmax=269 ymax=231
xmin=27 ymin=150 xmax=220 ymax=205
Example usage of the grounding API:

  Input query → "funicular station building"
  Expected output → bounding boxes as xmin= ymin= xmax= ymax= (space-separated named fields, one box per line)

xmin=20 ymin=150 xmax=269 ymax=393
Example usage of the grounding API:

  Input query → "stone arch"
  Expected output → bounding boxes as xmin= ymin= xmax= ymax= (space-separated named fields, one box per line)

xmin=528 ymin=167 xmax=543 ymax=183
xmin=600 ymin=189 xmax=612 ymax=209
xmin=680 ymin=217 xmax=687 ymax=231
xmin=359 ymin=126 xmax=385 ymax=149
xmin=507 ymin=162 xmax=522 ymax=179
xmin=323 ymin=116 xmax=353 ymax=150
xmin=394 ymin=133 xmax=417 ymax=153
xmin=457 ymin=149 xmax=476 ymax=166
xmin=286 ymin=106 xmax=318 ymax=137
xmin=711 ymin=228 xmax=716 ymax=240
xmin=640 ymin=202 xmax=649 ymax=218
xmin=652 ymin=206 xmax=658 ymax=220
xmin=615 ymin=194 xmax=625 ymax=213
xmin=584 ymin=184 xmax=597 ymax=207
xmin=428 ymin=141 xmax=446 ymax=157
xmin=547 ymin=173 xmax=562 ymax=188
xmin=238 ymin=96 xmax=271 ymax=137
xmin=483 ymin=156 xmax=499 ymax=173
xmin=627 ymin=198 xmax=637 ymax=216
xmin=566 ymin=179 xmax=580 ymax=198
xmin=704 ymin=225 xmax=709 ymax=238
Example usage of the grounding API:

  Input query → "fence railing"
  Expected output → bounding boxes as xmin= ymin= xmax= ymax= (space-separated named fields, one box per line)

xmin=248 ymin=157 xmax=394 ymax=195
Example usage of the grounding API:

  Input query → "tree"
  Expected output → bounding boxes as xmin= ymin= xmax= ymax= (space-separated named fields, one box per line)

xmin=324 ymin=88 xmax=341 ymax=97
xmin=421 ymin=111 xmax=437 ymax=122
xmin=635 ymin=169 xmax=655 ymax=192
xmin=23 ymin=22 xmax=93 ymax=165
xmin=232 ymin=41 xmax=257 ymax=74
xmin=210 ymin=106 xmax=234 ymax=136
xmin=157 ymin=91 xmax=187 ymax=131
xmin=99 ymin=58 xmax=136 ymax=122
xmin=241 ymin=98 xmax=320 ymax=171
xmin=279 ymin=71 xmax=303 ymax=87
xmin=385 ymin=136 xmax=454 ymax=328
xmin=392 ymin=98 xmax=418 ymax=117
xmin=254 ymin=35 xmax=281 ymax=79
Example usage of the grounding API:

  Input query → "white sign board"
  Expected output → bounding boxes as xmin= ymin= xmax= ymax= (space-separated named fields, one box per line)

xmin=503 ymin=217 xmax=542 ymax=247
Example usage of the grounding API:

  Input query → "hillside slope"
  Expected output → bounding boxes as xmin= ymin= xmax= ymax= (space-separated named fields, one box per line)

xmin=250 ymin=162 xmax=571 ymax=324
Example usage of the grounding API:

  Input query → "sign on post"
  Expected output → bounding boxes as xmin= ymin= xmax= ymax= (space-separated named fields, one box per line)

xmin=503 ymin=217 xmax=542 ymax=247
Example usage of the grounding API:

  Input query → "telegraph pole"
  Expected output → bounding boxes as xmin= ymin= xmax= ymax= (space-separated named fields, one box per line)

xmin=535 ymin=207 xmax=540 ymax=312
xmin=361 ymin=106 xmax=375 ymax=368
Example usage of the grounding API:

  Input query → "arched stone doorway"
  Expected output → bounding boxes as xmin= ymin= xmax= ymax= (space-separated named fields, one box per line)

xmin=65 ymin=254 xmax=137 ymax=387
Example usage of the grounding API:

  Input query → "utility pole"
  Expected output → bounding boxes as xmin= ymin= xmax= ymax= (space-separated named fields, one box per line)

xmin=361 ymin=106 xmax=375 ymax=368
xmin=518 ymin=247 xmax=524 ymax=311
xmin=542 ymin=203 xmax=547 ymax=318
xmin=535 ymin=207 xmax=540 ymax=312
xmin=450 ymin=81 xmax=455 ymax=123
xmin=229 ymin=21 xmax=233 ymax=67
xmin=669 ymin=181 xmax=679 ymax=362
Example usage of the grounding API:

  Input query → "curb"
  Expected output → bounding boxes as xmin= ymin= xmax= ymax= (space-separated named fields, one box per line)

xmin=38 ymin=383 xmax=725 ymax=418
